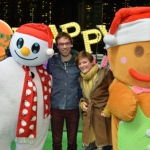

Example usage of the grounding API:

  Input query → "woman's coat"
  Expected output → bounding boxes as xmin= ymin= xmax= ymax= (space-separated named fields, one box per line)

xmin=80 ymin=67 xmax=114 ymax=147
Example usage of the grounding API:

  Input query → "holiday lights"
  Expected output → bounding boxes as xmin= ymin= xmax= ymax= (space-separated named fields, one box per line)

xmin=11 ymin=22 xmax=108 ymax=53
xmin=48 ymin=25 xmax=58 ymax=43
xmin=59 ymin=22 xmax=81 ymax=38
xmin=96 ymin=25 xmax=108 ymax=36
xmin=81 ymin=29 xmax=101 ymax=53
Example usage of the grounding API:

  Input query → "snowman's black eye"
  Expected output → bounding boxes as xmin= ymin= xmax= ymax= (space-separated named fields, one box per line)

xmin=32 ymin=43 xmax=40 ymax=54
xmin=17 ymin=38 xmax=24 ymax=49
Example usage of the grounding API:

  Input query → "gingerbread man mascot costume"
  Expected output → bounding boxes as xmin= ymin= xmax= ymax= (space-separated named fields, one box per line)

xmin=0 ymin=23 xmax=54 ymax=150
xmin=103 ymin=7 xmax=150 ymax=150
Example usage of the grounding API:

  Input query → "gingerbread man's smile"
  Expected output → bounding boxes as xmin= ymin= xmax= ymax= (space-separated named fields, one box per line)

xmin=129 ymin=68 xmax=150 ymax=82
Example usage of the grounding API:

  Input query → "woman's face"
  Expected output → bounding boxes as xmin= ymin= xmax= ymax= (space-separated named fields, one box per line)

xmin=78 ymin=57 xmax=94 ymax=74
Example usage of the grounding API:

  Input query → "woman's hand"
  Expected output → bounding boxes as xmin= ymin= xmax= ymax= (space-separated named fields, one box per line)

xmin=101 ymin=112 xmax=109 ymax=118
xmin=82 ymin=102 xmax=88 ymax=112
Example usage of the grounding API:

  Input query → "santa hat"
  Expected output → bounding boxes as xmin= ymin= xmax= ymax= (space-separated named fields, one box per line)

xmin=16 ymin=23 xmax=54 ymax=55
xmin=103 ymin=7 xmax=150 ymax=49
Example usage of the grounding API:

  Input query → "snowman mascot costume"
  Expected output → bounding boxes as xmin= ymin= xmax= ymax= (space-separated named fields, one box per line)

xmin=0 ymin=23 xmax=54 ymax=150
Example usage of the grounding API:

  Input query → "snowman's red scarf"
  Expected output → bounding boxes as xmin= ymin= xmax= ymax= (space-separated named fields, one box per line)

xmin=15 ymin=65 xmax=51 ymax=144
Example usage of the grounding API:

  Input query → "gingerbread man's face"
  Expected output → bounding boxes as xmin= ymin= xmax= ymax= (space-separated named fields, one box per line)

xmin=108 ymin=41 xmax=150 ymax=88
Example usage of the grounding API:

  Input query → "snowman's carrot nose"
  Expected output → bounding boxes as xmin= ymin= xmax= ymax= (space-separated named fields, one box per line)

xmin=20 ymin=47 xmax=30 ymax=56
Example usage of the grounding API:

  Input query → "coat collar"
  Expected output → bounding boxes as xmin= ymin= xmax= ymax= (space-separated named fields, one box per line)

xmin=80 ymin=67 xmax=109 ymax=103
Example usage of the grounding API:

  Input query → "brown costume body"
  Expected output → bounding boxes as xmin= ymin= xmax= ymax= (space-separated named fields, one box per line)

xmin=107 ymin=78 xmax=150 ymax=150
xmin=106 ymin=34 xmax=150 ymax=150
xmin=103 ymin=7 xmax=150 ymax=150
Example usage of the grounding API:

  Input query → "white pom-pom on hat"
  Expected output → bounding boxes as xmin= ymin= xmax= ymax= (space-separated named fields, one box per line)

xmin=47 ymin=48 xmax=54 ymax=57
xmin=103 ymin=7 xmax=150 ymax=49
xmin=103 ymin=33 xmax=117 ymax=46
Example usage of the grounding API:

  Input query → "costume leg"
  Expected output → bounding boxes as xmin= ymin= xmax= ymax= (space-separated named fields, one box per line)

xmin=0 ymin=122 xmax=15 ymax=150
xmin=66 ymin=108 xmax=80 ymax=150
xmin=0 ymin=137 xmax=12 ymax=150
xmin=15 ymin=117 xmax=50 ymax=150
xmin=51 ymin=108 xmax=64 ymax=150
xmin=15 ymin=135 xmax=47 ymax=150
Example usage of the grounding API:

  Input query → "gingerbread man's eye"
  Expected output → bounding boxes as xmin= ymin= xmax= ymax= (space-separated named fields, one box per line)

xmin=134 ymin=46 xmax=144 ymax=57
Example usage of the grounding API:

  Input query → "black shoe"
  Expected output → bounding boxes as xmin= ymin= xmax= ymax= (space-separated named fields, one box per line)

xmin=102 ymin=145 xmax=112 ymax=150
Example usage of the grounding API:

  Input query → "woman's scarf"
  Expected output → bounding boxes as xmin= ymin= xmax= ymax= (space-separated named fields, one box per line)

xmin=81 ymin=64 xmax=99 ymax=95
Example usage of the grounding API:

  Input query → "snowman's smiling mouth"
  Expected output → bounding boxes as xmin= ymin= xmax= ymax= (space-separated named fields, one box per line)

xmin=15 ymin=50 xmax=38 ymax=60
xmin=129 ymin=68 xmax=150 ymax=82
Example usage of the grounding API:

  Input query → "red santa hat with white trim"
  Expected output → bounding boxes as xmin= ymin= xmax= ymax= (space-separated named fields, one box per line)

xmin=16 ymin=23 xmax=54 ymax=55
xmin=103 ymin=7 xmax=150 ymax=49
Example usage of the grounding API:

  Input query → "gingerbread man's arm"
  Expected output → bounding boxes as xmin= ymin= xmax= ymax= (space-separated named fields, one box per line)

xmin=107 ymin=79 xmax=138 ymax=121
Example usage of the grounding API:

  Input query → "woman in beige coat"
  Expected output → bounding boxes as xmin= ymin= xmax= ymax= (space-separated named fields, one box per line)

xmin=75 ymin=51 xmax=113 ymax=150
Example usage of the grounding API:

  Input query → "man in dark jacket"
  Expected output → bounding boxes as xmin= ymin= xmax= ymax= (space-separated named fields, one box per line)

xmin=47 ymin=32 xmax=82 ymax=150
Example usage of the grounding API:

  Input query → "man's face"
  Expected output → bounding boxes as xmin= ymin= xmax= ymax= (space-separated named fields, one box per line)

xmin=57 ymin=37 xmax=72 ymax=57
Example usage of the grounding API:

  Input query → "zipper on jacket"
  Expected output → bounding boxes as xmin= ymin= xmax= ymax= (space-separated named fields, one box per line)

xmin=64 ymin=62 xmax=67 ymax=70
xmin=64 ymin=62 xmax=68 ymax=72
xmin=61 ymin=60 xmax=68 ymax=72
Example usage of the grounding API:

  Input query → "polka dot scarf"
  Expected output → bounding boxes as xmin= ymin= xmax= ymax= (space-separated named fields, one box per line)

xmin=15 ymin=65 xmax=51 ymax=143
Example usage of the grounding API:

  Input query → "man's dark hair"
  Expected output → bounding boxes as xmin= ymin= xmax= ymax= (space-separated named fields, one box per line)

xmin=55 ymin=32 xmax=73 ymax=45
